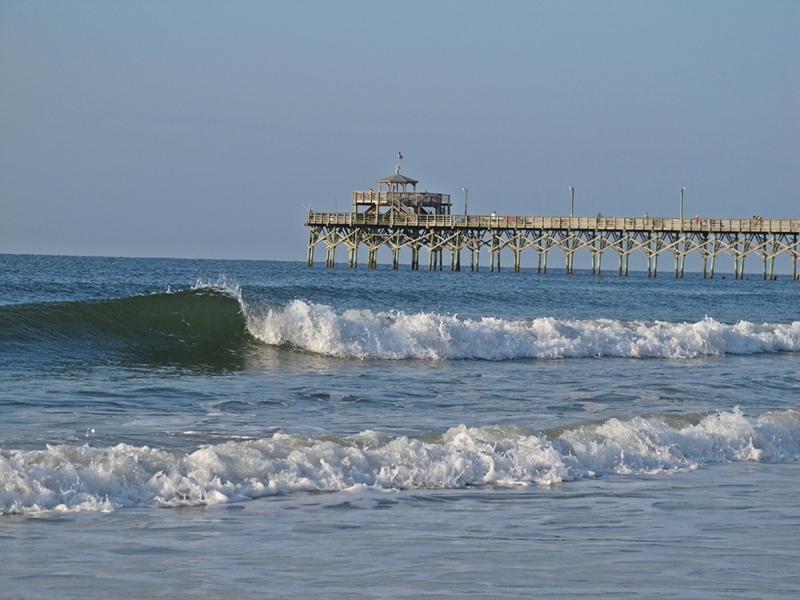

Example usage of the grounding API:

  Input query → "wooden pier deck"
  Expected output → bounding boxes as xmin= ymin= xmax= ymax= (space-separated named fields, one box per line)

xmin=306 ymin=211 xmax=800 ymax=279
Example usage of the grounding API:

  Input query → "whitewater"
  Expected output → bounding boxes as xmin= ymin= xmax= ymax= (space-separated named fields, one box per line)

xmin=3 ymin=408 xmax=800 ymax=515
xmin=2 ymin=255 xmax=800 ymax=598
xmin=248 ymin=298 xmax=800 ymax=360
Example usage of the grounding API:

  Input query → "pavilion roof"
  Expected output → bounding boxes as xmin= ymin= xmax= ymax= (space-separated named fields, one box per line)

xmin=377 ymin=166 xmax=418 ymax=186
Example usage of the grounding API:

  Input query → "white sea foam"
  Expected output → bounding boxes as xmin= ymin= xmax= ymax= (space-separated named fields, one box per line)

xmin=245 ymin=299 xmax=800 ymax=360
xmin=3 ymin=409 xmax=799 ymax=514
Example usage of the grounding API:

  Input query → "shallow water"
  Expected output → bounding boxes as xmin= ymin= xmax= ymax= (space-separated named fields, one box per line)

xmin=3 ymin=463 xmax=799 ymax=599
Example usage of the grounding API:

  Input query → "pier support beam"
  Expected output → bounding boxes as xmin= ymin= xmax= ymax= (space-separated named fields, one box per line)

xmin=347 ymin=243 xmax=358 ymax=269
xmin=489 ymin=231 xmax=499 ymax=272
xmin=307 ymin=229 xmax=317 ymax=267
xmin=391 ymin=231 xmax=402 ymax=270
xmin=367 ymin=246 xmax=378 ymax=269
xmin=565 ymin=234 xmax=576 ymax=275
xmin=540 ymin=237 xmax=551 ymax=274
xmin=620 ymin=236 xmax=632 ymax=277
xmin=591 ymin=234 xmax=603 ymax=275
xmin=709 ymin=235 xmax=718 ymax=279
xmin=701 ymin=235 xmax=709 ymax=278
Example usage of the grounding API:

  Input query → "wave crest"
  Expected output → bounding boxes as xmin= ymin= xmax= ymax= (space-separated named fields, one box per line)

xmin=245 ymin=300 xmax=800 ymax=360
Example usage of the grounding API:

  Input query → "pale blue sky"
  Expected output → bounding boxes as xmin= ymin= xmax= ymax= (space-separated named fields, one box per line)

xmin=1 ymin=0 xmax=797 ymax=260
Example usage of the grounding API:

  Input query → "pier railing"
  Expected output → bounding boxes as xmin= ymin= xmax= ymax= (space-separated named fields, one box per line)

xmin=352 ymin=191 xmax=451 ymax=205
xmin=306 ymin=212 xmax=800 ymax=234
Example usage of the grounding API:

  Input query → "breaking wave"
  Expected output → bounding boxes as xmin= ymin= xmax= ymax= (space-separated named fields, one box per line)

xmin=3 ymin=408 xmax=799 ymax=514
xmin=246 ymin=299 xmax=800 ymax=360
xmin=4 ymin=288 xmax=800 ymax=365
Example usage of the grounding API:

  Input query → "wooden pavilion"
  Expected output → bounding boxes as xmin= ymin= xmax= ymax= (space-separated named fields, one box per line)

xmin=351 ymin=166 xmax=451 ymax=215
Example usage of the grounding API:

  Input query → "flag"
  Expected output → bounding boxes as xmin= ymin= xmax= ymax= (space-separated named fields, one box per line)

xmin=398 ymin=152 xmax=403 ymax=160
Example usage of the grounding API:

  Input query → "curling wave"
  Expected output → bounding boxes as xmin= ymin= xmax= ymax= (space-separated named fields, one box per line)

xmin=0 ymin=285 xmax=251 ymax=368
xmin=245 ymin=300 xmax=800 ymax=360
xmin=2 ymin=409 xmax=800 ymax=514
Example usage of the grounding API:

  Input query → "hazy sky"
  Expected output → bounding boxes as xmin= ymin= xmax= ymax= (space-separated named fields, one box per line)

xmin=1 ymin=1 xmax=798 ymax=261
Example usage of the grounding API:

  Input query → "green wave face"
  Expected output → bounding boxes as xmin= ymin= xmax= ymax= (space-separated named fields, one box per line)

xmin=0 ymin=289 xmax=252 ymax=370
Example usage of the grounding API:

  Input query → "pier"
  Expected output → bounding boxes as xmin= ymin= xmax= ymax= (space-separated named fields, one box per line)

xmin=306 ymin=169 xmax=800 ymax=280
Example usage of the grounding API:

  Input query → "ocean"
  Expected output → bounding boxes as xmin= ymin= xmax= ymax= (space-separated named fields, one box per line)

xmin=1 ymin=253 xmax=799 ymax=598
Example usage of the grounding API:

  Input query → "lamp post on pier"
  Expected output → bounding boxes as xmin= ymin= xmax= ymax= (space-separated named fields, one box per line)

xmin=680 ymin=187 xmax=685 ymax=221
xmin=569 ymin=186 xmax=574 ymax=217
xmin=462 ymin=188 xmax=468 ymax=216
